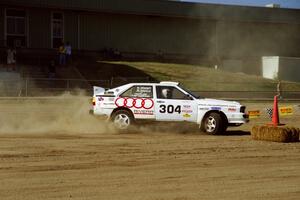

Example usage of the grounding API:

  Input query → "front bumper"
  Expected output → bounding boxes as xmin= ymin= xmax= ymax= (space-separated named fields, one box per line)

xmin=228 ymin=112 xmax=249 ymax=124
xmin=243 ymin=114 xmax=250 ymax=123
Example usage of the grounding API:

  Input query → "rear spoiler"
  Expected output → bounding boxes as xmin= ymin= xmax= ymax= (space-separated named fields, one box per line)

xmin=93 ymin=86 xmax=105 ymax=96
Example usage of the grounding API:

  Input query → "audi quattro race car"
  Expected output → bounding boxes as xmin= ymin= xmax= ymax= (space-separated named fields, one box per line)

xmin=91 ymin=82 xmax=249 ymax=134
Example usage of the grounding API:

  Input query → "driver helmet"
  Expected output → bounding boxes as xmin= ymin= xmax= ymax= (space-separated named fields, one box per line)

xmin=162 ymin=88 xmax=171 ymax=98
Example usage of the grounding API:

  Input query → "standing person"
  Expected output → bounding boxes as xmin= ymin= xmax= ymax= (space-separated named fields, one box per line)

xmin=277 ymin=80 xmax=282 ymax=99
xmin=58 ymin=42 xmax=66 ymax=66
xmin=65 ymin=42 xmax=72 ymax=65
xmin=7 ymin=47 xmax=17 ymax=71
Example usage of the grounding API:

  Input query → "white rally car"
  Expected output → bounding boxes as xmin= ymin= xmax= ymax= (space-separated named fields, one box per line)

xmin=91 ymin=82 xmax=249 ymax=134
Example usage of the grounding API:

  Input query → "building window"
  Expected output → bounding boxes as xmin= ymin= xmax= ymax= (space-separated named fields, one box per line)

xmin=52 ymin=12 xmax=64 ymax=48
xmin=5 ymin=9 xmax=27 ymax=47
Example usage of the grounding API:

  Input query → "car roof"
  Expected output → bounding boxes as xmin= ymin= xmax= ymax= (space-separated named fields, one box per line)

xmin=125 ymin=81 xmax=179 ymax=86
xmin=108 ymin=81 xmax=180 ymax=94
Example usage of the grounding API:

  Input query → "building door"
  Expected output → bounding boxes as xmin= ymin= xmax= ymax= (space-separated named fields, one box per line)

xmin=51 ymin=12 xmax=64 ymax=48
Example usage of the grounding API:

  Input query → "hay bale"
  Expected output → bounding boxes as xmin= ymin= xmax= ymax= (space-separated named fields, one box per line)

xmin=251 ymin=125 xmax=300 ymax=143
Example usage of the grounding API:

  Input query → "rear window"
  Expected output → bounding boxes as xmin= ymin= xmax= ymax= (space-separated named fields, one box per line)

xmin=120 ymin=86 xmax=153 ymax=98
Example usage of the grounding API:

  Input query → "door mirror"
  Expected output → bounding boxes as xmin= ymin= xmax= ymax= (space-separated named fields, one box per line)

xmin=185 ymin=94 xmax=193 ymax=100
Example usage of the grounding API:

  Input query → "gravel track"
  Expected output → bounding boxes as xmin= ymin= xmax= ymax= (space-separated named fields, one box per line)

xmin=0 ymin=99 xmax=299 ymax=200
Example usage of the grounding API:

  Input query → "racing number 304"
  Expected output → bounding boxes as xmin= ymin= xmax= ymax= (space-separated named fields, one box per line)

xmin=159 ymin=105 xmax=181 ymax=114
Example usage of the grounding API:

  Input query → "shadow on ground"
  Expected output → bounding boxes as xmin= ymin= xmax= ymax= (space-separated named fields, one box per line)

xmin=223 ymin=130 xmax=251 ymax=136
xmin=75 ymin=60 xmax=157 ymax=87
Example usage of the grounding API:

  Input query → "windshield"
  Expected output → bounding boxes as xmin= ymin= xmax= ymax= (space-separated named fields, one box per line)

xmin=178 ymin=84 xmax=201 ymax=99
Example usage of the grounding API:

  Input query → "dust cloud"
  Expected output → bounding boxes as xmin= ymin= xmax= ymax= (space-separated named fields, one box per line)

xmin=181 ymin=3 xmax=300 ymax=76
xmin=0 ymin=92 xmax=116 ymax=135
xmin=0 ymin=93 xmax=199 ymax=135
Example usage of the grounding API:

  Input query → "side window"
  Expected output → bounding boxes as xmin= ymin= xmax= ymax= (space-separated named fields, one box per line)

xmin=156 ymin=86 xmax=188 ymax=100
xmin=120 ymin=86 xmax=153 ymax=98
xmin=6 ymin=9 xmax=27 ymax=47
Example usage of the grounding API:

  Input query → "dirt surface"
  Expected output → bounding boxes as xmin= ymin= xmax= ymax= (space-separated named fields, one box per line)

xmin=0 ymin=98 xmax=299 ymax=200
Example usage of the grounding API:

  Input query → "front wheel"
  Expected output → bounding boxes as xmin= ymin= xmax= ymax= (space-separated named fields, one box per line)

xmin=111 ymin=110 xmax=134 ymax=130
xmin=201 ymin=113 xmax=225 ymax=135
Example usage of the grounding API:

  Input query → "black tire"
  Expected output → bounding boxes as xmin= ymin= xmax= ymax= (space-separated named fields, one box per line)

xmin=111 ymin=110 xmax=134 ymax=130
xmin=201 ymin=112 xmax=224 ymax=135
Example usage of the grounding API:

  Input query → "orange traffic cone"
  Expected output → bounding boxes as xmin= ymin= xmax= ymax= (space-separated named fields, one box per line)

xmin=272 ymin=95 xmax=279 ymax=126
xmin=269 ymin=95 xmax=284 ymax=126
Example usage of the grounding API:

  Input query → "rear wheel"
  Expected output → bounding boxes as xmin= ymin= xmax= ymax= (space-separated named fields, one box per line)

xmin=201 ymin=113 xmax=224 ymax=135
xmin=111 ymin=110 xmax=134 ymax=130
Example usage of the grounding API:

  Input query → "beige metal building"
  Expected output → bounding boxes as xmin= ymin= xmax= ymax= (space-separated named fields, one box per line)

xmin=0 ymin=0 xmax=299 ymax=74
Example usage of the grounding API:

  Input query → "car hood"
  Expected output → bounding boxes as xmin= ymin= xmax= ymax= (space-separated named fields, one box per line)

xmin=196 ymin=98 xmax=241 ymax=107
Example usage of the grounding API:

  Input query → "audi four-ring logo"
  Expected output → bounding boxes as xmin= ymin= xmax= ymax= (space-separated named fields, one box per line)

xmin=115 ymin=98 xmax=154 ymax=109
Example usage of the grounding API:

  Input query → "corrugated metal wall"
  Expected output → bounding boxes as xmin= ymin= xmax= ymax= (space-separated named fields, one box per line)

xmin=27 ymin=9 xmax=79 ymax=49
xmin=65 ymin=11 xmax=79 ymax=49
xmin=78 ymin=13 xmax=108 ymax=51
xmin=28 ymin=9 xmax=51 ymax=48
xmin=2 ymin=0 xmax=300 ymax=24
xmin=218 ymin=21 xmax=300 ymax=58
xmin=279 ymin=57 xmax=300 ymax=82
xmin=0 ymin=3 xmax=299 ymax=61
xmin=78 ymin=12 xmax=216 ymax=55
xmin=0 ymin=7 xmax=4 ymax=46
